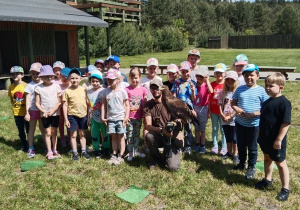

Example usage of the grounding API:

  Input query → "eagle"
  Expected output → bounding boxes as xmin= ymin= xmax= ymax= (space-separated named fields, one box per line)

xmin=159 ymin=85 xmax=199 ymax=132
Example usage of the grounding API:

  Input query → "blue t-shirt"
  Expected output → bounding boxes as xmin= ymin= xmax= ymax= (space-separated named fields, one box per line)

xmin=171 ymin=78 xmax=197 ymax=108
xmin=233 ymin=85 xmax=269 ymax=127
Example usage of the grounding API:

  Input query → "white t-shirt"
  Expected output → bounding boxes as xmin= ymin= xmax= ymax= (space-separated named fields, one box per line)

xmin=24 ymin=80 xmax=42 ymax=111
xmin=141 ymin=76 xmax=162 ymax=101
xmin=238 ymin=75 xmax=245 ymax=86
xmin=35 ymin=83 xmax=62 ymax=116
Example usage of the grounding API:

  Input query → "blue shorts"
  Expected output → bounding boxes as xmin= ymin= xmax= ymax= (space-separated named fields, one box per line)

xmin=67 ymin=115 xmax=88 ymax=131
xmin=107 ymin=120 xmax=126 ymax=134
xmin=42 ymin=116 xmax=60 ymax=128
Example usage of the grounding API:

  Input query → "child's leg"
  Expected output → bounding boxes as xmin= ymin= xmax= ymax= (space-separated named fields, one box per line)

xmin=132 ymin=119 xmax=142 ymax=151
xmin=78 ymin=129 xmax=87 ymax=151
xmin=14 ymin=116 xmax=29 ymax=150
xmin=126 ymin=120 xmax=134 ymax=154
xmin=99 ymin=123 xmax=110 ymax=150
xmin=70 ymin=131 xmax=77 ymax=152
xmin=38 ymin=118 xmax=46 ymax=143
xmin=195 ymin=130 xmax=201 ymax=144
xmin=91 ymin=118 xmax=101 ymax=151
xmin=235 ymin=123 xmax=247 ymax=167
xmin=219 ymin=116 xmax=226 ymax=150
xmin=264 ymin=153 xmax=274 ymax=180
xmin=246 ymin=126 xmax=259 ymax=168
xmin=59 ymin=109 xmax=66 ymax=147
xmin=275 ymin=160 xmax=289 ymax=189
xmin=211 ymin=113 xmax=219 ymax=149
xmin=28 ymin=120 xmax=37 ymax=147
xmin=200 ymin=131 xmax=206 ymax=145
xmin=111 ymin=133 xmax=118 ymax=155
xmin=44 ymin=127 xmax=52 ymax=152
xmin=118 ymin=133 xmax=125 ymax=157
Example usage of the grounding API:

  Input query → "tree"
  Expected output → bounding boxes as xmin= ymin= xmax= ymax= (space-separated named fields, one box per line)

xmin=274 ymin=5 xmax=300 ymax=34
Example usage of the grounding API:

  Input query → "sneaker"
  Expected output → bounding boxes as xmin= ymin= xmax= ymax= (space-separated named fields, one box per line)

xmin=221 ymin=152 xmax=232 ymax=160
xmin=193 ymin=145 xmax=200 ymax=153
xmin=127 ymin=152 xmax=134 ymax=161
xmin=117 ymin=157 xmax=124 ymax=165
xmin=85 ymin=147 xmax=93 ymax=153
xmin=232 ymin=155 xmax=240 ymax=164
xmin=135 ymin=151 xmax=146 ymax=158
xmin=82 ymin=152 xmax=92 ymax=160
xmin=276 ymin=188 xmax=289 ymax=201
xmin=72 ymin=153 xmax=79 ymax=161
xmin=211 ymin=147 xmax=218 ymax=154
xmin=245 ymin=167 xmax=256 ymax=179
xmin=255 ymin=178 xmax=273 ymax=190
xmin=184 ymin=146 xmax=192 ymax=154
xmin=52 ymin=150 xmax=61 ymax=158
xmin=108 ymin=156 xmax=119 ymax=165
xmin=199 ymin=146 xmax=206 ymax=154
xmin=220 ymin=148 xmax=228 ymax=156
xmin=234 ymin=163 xmax=245 ymax=170
xmin=102 ymin=149 xmax=111 ymax=159
xmin=28 ymin=149 xmax=35 ymax=158
xmin=94 ymin=150 xmax=102 ymax=159
xmin=46 ymin=152 xmax=54 ymax=160
xmin=148 ymin=159 xmax=157 ymax=170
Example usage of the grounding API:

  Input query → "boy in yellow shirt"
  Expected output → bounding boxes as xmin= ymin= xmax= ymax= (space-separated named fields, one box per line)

xmin=8 ymin=66 xmax=29 ymax=151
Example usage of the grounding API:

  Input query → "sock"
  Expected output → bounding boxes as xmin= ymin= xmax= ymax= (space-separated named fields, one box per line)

xmin=200 ymin=144 xmax=205 ymax=147
xmin=29 ymin=146 xmax=34 ymax=150
xmin=82 ymin=148 xmax=86 ymax=153
xmin=73 ymin=150 xmax=78 ymax=154
xmin=113 ymin=153 xmax=117 ymax=157
xmin=121 ymin=155 xmax=124 ymax=159
xmin=195 ymin=143 xmax=200 ymax=146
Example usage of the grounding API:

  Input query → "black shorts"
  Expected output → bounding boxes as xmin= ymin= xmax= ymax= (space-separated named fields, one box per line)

xmin=259 ymin=143 xmax=286 ymax=162
xmin=41 ymin=116 xmax=60 ymax=128
xmin=67 ymin=115 xmax=88 ymax=131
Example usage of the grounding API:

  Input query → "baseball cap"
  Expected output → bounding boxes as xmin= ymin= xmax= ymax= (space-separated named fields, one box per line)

xmin=61 ymin=67 xmax=71 ymax=79
xmin=86 ymin=65 xmax=97 ymax=74
xmin=179 ymin=61 xmax=191 ymax=71
xmin=195 ymin=65 xmax=209 ymax=77
xmin=235 ymin=54 xmax=248 ymax=66
xmin=29 ymin=62 xmax=42 ymax=72
xmin=225 ymin=71 xmax=238 ymax=81
xmin=188 ymin=49 xmax=200 ymax=57
xmin=242 ymin=64 xmax=260 ymax=75
xmin=106 ymin=68 xmax=119 ymax=79
xmin=10 ymin=66 xmax=24 ymax=74
xmin=94 ymin=59 xmax=104 ymax=65
xmin=149 ymin=78 xmax=163 ymax=88
xmin=53 ymin=61 xmax=65 ymax=69
xmin=106 ymin=55 xmax=120 ymax=63
xmin=166 ymin=64 xmax=179 ymax=73
xmin=214 ymin=63 xmax=226 ymax=73
xmin=89 ymin=71 xmax=103 ymax=82
xmin=146 ymin=58 xmax=159 ymax=67
xmin=39 ymin=65 xmax=55 ymax=77
xmin=68 ymin=67 xmax=81 ymax=77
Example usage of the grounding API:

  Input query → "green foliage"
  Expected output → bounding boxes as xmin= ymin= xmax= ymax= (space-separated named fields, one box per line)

xmin=275 ymin=5 xmax=300 ymax=34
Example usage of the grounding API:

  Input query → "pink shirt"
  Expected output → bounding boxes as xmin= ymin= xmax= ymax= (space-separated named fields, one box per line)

xmin=193 ymin=83 xmax=210 ymax=106
xmin=125 ymin=85 xmax=148 ymax=119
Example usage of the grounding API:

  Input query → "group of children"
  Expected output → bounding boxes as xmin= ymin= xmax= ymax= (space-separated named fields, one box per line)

xmin=8 ymin=50 xmax=291 ymax=201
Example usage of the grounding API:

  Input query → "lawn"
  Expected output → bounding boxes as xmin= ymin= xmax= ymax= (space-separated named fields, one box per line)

xmin=81 ymin=48 xmax=300 ymax=73
xmin=0 ymin=78 xmax=299 ymax=209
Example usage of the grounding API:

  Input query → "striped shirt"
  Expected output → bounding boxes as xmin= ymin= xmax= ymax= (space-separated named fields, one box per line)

xmin=233 ymin=85 xmax=269 ymax=127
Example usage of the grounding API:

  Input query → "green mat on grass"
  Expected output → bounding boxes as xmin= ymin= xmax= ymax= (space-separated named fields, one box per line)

xmin=0 ymin=116 xmax=9 ymax=120
xmin=116 ymin=185 xmax=150 ymax=204
xmin=255 ymin=161 xmax=278 ymax=172
xmin=20 ymin=161 xmax=45 ymax=171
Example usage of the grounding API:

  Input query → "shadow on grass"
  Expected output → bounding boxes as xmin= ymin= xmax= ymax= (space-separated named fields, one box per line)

xmin=183 ymin=153 xmax=258 ymax=187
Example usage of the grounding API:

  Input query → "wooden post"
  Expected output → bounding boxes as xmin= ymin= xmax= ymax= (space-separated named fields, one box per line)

xmin=106 ymin=27 xmax=111 ymax=56
xmin=84 ymin=26 xmax=90 ymax=66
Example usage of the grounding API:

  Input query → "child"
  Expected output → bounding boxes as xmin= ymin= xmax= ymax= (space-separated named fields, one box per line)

xmin=95 ymin=59 xmax=105 ymax=73
xmin=218 ymin=71 xmax=239 ymax=163
xmin=59 ymin=67 xmax=71 ymax=147
xmin=52 ymin=61 xmax=65 ymax=84
xmin=82 ymin=65 xmax=97 ymax=91
xmin=8 ymin=66 xmax=29 ymax=152
xmin=233 ymin=54 xmax=248 ymax=86
xmin=63 ymin=68 xmax=92 ymax=161
xmin=125 ymin=68 xmax=148 ymax=161
xmin=106 ymin=55 xmax=128 ymax=82
xmin=163 ymin=64 xmax=179 ymax=91
xmin=192 ymin=65 xmax=213 ymax=154
xmin=87 ymin=72 xmax=110 ymax=158
xmin=232 ymin=64 xmax=269 ymax=179
xmin=255 ymin=73 xmax=291 ymax=201
xmin=35 ymin=65 xmax=62 ymax=160
xmin=171 ymin=61 xmax=197 ymax=154
xmin=24 ymin=62 xmax=45 ymax=157
xmin=210 ymin=63 xmax=227 ymax=155
xmin=101 ymin=68 xmax=130 ymax=165
xmin=187 ymin=49 xmax=201 ymax=83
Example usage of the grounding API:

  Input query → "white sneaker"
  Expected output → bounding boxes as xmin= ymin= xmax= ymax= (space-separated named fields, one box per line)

xmin=135 ymin=151 xmax=146 ymax=158
xmin=127 ymin=152 xmax=134 ymax=161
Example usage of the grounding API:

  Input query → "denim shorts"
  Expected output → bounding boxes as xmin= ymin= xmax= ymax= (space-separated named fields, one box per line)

xmin=29 ymin=110 xmax=41 ymax=120
xmin=41 ymin=116 xmax=60 ymax=128
xmin=67 ymin=115 xmax=88 ymax=131
xmin=107 ymin=120 xmax=126 ymax=134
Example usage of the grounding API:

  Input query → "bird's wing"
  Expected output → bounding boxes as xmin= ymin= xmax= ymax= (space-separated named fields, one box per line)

xmin=165 ymin=97 xmax=193 ymax=124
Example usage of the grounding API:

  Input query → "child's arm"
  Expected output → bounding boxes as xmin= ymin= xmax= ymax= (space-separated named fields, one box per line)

xmin=86 ymin=97 xmax=90 ymax=126
xmin=123 ymin=99 xmax=130 ymax=127
xmin=101 ymin=98 xmax=108 ymax=126
xmin=35 ymin=93 xmax=48 ymax=118
xmin=219 ymin=104 xmax=227 ymax=122
xmin=205 ymin=76 xmax=213 ymax=93
xmin=231 ymin=99 xmax=245 ymax=117
xmin=190 ymin=83 xmax=196 ymax=102
xmin=24 ymin=93 xmax=31 ymax=121
xmin=48 ymin=92 xmax=62 ymax=116
xmin=63 ymin=100 xmax=70 ymax=128
xmin=273 ymin=122 xmax=290 ymax=149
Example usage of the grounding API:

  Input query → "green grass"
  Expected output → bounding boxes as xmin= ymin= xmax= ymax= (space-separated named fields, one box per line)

xmin=0 ymin=79 xmax=299 ymax=209
xmin=81 ymin=48 xmax=300 ymax=73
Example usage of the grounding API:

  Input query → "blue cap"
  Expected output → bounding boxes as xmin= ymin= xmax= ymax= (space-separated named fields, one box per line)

xmin=86 ymin=65 xmax=97 ymax=73
xmin=89 ymin=72 xmax=103 ymax=82
xmin=214 ymin=63 xmax=227 ymax=73
xmin=61 ymin=67 xmax=71 ymax=79
xmin=68 ymin=67 xmax=81 ymax=77
xmin=106 ymin=55 xmax=120 ymax=63
xmin=242 ymin=64 xmax=260 ymax=75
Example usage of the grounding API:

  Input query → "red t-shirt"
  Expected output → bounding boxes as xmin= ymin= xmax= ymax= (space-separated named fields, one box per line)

xmin=210 ymin=81 xmax=224 ymax=114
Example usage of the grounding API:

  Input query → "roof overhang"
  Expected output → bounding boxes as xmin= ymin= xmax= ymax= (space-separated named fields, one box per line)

xmin=0 ymin=0 xmax=108 ymax=27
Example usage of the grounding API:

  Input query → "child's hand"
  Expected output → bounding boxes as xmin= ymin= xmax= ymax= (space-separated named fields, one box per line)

xmin=221 ymin=115 xmax=228 ymax=122
xmin=102 ymin=119 xmax=108 ymax=126
xmin=42 ymin=112 xmax=49 ymax=118
xmin=123 ymin=118 xmax=129 ymax=127
xmin=235 ymin=108 xmax=245 ymax=117
xmin=207 ymin=111 xmax=211 ymax=119
xmin=190 ymin=83 xmax=195 ymax=93
xmin=48 ymin=110 xmax=54 ymax=117
xmin=192 ymin=110 xmax=197 ymax=117
xmin=24 ymin=113 xmax=30 ymax=121
xmin=87 ymin=118 xmax=91 ymax=126
xmin=65 ymin=120 xmax=70 ymax=128
xmin=204 ymin=76 xmax=209 ymax=83
xmin=273 ymin=139 xmax=282 ymax=150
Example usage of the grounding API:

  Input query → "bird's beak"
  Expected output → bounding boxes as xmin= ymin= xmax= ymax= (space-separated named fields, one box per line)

xmin=159 ymin=86 xmax=165 ymax=90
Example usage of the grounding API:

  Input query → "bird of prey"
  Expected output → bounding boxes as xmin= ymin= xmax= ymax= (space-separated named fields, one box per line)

xmin=159 ymin=85 xmax=199 ymax=131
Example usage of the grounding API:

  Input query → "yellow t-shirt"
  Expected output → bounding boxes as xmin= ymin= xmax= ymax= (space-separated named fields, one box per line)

xmin=63 ymin=86 xmax=88 ymax=118
xmin=8 ymin=82 xmax=27 ymax=116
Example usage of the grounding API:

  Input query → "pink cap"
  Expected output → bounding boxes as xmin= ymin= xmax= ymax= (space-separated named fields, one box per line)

xmin=146 ymin=58 xmax=158 ymax=67
xmin=179 ymin=61 xmax=191 ymax=70
xmin=29 ymin=62 xmax=42 ymax=72
xmin=106 ymin=68 xmax=118 ymax=79
xmin=166 ymin=64 xmax=179 ymax=73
